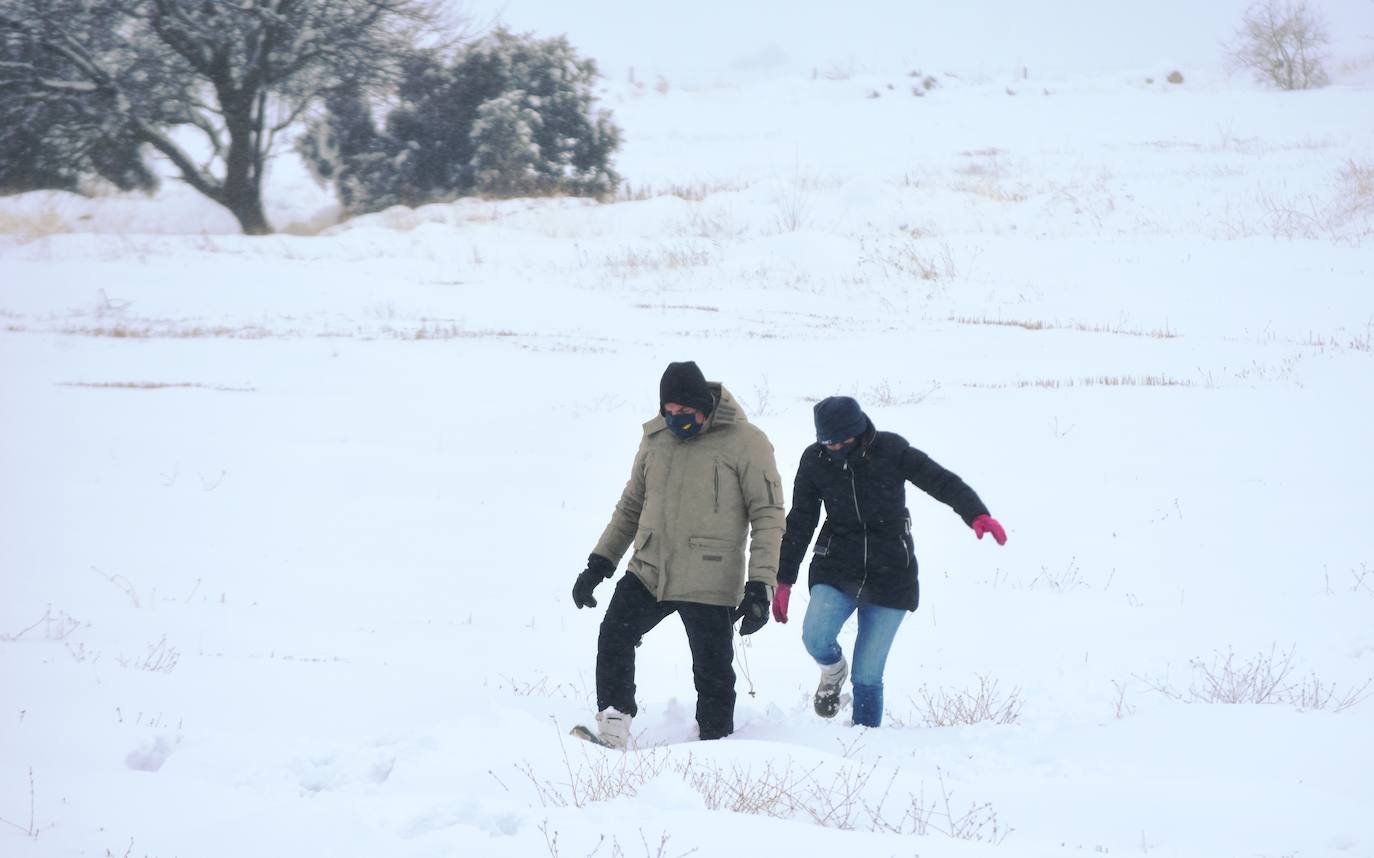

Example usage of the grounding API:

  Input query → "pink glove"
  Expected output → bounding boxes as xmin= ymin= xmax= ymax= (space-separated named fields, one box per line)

xmin=972 ymin=514 xmax=1007 ymax=546
xmin=771 ymin=584 xmax=791 ymax=623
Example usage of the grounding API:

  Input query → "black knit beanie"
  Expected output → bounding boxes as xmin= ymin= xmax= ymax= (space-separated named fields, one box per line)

xmin=659 ymin=361 xmax=714 ymax=414
xmin=813 ymin=396 xmax=867 ymax=443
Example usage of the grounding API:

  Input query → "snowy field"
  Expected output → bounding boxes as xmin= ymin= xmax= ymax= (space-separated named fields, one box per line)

xmin=4 ymin=3 xmax=1374 ymax=857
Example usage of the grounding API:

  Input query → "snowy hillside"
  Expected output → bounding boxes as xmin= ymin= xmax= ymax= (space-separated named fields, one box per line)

xmin=3 ymin=3 xmax=1374 ymax=857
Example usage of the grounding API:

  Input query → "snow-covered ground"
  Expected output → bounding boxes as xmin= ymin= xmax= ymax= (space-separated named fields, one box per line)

xmin=3 ymin=5 xmax=1374 ymax=856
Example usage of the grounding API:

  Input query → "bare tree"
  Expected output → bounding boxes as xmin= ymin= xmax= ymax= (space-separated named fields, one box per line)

xmin=1225 ymin=0 xmax=1331 ymax=90
xmin=0 ymin=0 xmax=449 ymax=234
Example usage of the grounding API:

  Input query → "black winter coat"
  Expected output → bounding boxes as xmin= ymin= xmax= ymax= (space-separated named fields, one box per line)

xmin=778 ymin=420 xmax=989 ymax=611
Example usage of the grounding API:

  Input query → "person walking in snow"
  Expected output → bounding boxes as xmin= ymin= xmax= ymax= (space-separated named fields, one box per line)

xmin=571 ymin=361 xmax=786 ymax=748
xmin=771 ymin=395 xmax=1006 ymax=728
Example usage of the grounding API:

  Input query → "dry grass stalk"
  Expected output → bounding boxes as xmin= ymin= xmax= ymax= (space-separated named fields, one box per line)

xmin=950 ymin=315 xmax=1177 ymax=339
xmin=604 ymin=245 xmax=714 ymax=272
xmin=912 ymin=675 xmax=1024 ymax=727
xmin=1136 ymin=645 xmax=1374 ymax=711
xmin=117 ymin=636 xmax=180 ymax=674
xmin=59 ymin=381 xmax=255 ymax=392
xmin=21 ymin=319 xmax=515 ymax=341
xmin=1336 ymin=159 xmax=1374 ymax=215
xmin=618 ymin=180 xmax=750 ymax=202
xmin=859 ymin=237 xmax=959 ymax=282
xmin=966 ymin=375 xmax=1194 ymax=390
xmin=0 ymin=606 xmax=83 ymax=642
xmin=520 ymin=734 xmax=1011 ymax=842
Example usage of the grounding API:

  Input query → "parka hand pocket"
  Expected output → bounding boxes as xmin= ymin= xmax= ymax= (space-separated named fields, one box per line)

xmin=688 ymin=535 xmax=738 ymax=563
xmin=632 ymin=529 xmax=658 ymax=568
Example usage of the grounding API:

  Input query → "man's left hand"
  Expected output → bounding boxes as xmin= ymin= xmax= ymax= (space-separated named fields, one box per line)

xmin=734 ymin=581 xmax=771 ymax=635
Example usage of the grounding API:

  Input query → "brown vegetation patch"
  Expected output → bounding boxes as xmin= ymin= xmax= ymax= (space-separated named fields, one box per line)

xmin=951 ymin=316 xmax=1178 ymax=338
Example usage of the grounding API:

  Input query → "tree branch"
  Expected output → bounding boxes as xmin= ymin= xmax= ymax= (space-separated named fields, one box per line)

xmin=131 ymin=116 xmax=226 ymax=203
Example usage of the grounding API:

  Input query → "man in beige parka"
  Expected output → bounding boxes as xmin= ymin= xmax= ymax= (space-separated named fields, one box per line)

xmin=571 ymin=361 xmax=785 ymax=748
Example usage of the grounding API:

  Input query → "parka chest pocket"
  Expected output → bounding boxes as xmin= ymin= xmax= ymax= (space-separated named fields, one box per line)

xmin=710 ymin=456 xmax=737 ymax=514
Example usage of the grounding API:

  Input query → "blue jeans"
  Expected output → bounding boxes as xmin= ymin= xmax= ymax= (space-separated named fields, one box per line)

xmin=801 ymin=584 xmax=907 ymax=727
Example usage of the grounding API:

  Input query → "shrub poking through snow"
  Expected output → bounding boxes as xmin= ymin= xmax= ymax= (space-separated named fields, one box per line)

xmin=1137 ymin=645 xmax=1373 ymax=710
xmin=518 ymin=745 xmax=1011 ymax=842
xmin=911 ymin=675 xmax=1025 ymax=727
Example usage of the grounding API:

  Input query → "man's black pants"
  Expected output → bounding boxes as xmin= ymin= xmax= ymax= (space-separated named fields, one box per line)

xmin=596 ymin=573 xmax=736 ymax=740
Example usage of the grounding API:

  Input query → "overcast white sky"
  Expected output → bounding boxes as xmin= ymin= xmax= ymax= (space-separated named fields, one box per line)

xmin=462 ymin=0 xmax=1374 ymax=85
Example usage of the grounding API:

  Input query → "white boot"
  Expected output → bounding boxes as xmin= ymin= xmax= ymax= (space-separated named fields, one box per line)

xmin=595 ymin=707 xmax=632 ymax=749
xmin=814 ymin=657 xmax=849 ymax=718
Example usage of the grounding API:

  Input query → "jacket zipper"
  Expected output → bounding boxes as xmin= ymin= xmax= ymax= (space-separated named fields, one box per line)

xmin=847 ymin=461 xmax=869 ymax=599
xmin=713 ymin=461 xmax=720 ymax=513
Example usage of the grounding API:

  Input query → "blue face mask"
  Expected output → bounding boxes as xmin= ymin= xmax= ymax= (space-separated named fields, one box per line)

xmin=824 ymin=439 xmax=858 ymax=460
xmin=664 ymin=411 xmax=703 ymax=440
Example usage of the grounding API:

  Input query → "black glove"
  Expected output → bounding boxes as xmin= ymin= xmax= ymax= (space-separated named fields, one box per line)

xmin=572 ymin=554 xmax=616 ymax=609
xmin=733 ymin=581 xmax=771 ymax=635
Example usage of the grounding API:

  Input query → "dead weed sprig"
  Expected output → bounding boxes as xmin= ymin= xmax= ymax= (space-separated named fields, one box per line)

xmin=683 ymin=757 xmax=822 ymax=818
xmin=92 ymin=566 xmax=140 ymax=608
xmin=951 ymin=315 xmax=1177 ymax=339
xmin=520 ymin=729 xmax=1011 ymax=842
xmin=618 ymin=180 xmax=750 ymax=202
xmin=908 ymin=675 xmax=1025 ymax=727
xmin=0 ymin=605 xmax=83 ymax=642
xmin=1300 ymin=321 xmax=1374 ymax=353
xmin=0 ymin=768 xmax=38 ymax=838
xmin=1339 ymin=562 xmax=1374 ymax=596
xmin=1235 ymin=167 xmax=1374 ymax=244
xmin=604 ymin=245 xmax=715 ymax=273
xmin=15 ymin=316 xmax=517 ymax=341
xmin=1028 ymin=557 xmax=1089 ymax=593
xmin=1135 ymin=645 xmax=1373 ymax=711
xmin=519 ymin=740 xmax=675 ymax=808
xmin=863 ymin=378 xmax=940 ymax=407
xmin=859 ymin=236 xmax=959 ymax=282
xmin=60 ymin=381 xmax=256 ymax=392
xmin=536 ymin=820 xmax=696 ymax=858
xmin=965 ymin=375 xmax=1194 ymax=390
xmin=498 ymin=674 xmax=586 ymax=701
xmin=116 ymin=636 xmax=180 ymax=674
xmin=1336 ymin=159 xmax=1374 ymax=215
xmin=864 ymin=766 xmax=1012 ymax=843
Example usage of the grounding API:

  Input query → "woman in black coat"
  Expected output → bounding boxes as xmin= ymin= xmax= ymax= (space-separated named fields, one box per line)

xmin=772 ymin=396 xmax=1006 ymax=727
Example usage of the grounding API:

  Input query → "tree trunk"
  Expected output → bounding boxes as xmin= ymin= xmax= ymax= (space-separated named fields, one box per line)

xmin=225 ymin=187 xmax=273 ymax=235
xmin=222 ymin=97 xmax=274 ymax=235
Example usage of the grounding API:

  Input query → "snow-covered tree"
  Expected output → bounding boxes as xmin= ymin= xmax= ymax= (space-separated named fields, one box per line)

xmin=0 ymin=0 xmax=443 ymax=234
xmin=469 ymin=91 xmax=544 ymax=196
xmin=1225 ymin=0 xmax=1331 ymax=90
xmin=296 ymin=83 xmax=411 ymax=214
xmin=298 ymin=27 xmax=620 ymax=215
xmin=0 ymin=101 xmax=158 ymax=195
